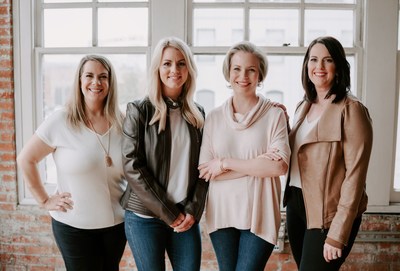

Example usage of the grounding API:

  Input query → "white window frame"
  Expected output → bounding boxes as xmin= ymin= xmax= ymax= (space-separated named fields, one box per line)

xmin=392 ymin=0 xmax=400 ymax=204
xmin=14 ymin=0 xmax=400 ymax=211
xmin=363 ymin=0 xmax=400 ymax=211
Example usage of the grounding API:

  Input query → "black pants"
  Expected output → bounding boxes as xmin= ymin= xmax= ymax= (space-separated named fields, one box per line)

xmin=52 ymin=218 xmax=126 ymax=271
xmin=286 ymin=186 xmax=362 ymax=271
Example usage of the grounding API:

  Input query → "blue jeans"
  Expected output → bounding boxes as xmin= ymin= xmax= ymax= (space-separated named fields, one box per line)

xmin=124 ymin=210 xmax=201 ymax=271
xmin=209 ymin=227 xmax=275 ymax=271
xmin=51 ymin=218 xmax=126 ymax=271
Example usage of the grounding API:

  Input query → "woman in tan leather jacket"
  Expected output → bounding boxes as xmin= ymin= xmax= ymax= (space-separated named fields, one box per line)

xmin=284 ymin=36 xmax=373 ymax=271
xmin=121 ymin=37 xmax=208 ymax=271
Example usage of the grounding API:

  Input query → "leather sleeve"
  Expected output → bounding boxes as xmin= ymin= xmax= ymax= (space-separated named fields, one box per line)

xmin=122 ymin=102 xmax=180 ymax=225
xmin=184 ymin=177 xmax=209 ymax=222
xmin=327 ymin=100 xmax=373 ymax=247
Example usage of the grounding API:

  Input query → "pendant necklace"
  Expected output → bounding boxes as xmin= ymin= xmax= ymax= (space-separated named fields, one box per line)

xmin=88 ymin=119 xmax=113 ymax=167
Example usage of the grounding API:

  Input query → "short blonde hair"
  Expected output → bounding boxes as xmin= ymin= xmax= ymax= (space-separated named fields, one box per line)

xmin=147 ymin=37 xmax=204 ymax=133
xmin=222 ymin=41 xmax=268 ymax=83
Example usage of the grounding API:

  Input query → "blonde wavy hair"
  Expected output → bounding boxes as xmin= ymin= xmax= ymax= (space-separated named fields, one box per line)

xmin=148 ymin=37 xmax=204 ymax=133
xmin=66 ymin=55 xmax=123 ymax=131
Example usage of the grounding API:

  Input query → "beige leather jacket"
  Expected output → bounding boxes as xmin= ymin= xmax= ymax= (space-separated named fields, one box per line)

xmin=284 ymin=94 xmax=373 ymax=248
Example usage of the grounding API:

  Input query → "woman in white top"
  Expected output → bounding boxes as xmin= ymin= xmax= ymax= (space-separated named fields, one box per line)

xmin=17 ymin=55 xmax=127 ymax=270
xmin=198 ymin=41 xmax=290 ymax=271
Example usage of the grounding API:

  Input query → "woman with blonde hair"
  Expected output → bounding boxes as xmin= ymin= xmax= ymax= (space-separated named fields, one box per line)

xmin=198 ymin=41 xmax=290 ymax=271
xmin=121 ymin=37 xmax=208 ymax=271
xmin=18 ymin=55 xmax=127 ymax=270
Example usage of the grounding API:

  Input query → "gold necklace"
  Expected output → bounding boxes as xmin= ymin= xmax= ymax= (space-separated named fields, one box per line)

xmin=88 ymin=119 xmax=113 ymax=167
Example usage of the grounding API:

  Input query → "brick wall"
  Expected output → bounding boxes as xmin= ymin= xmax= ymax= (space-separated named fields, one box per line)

xmin=1 ymin=0 xmax=399 ymax=270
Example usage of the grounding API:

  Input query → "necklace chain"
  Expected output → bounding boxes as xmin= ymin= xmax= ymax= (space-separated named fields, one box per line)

xmin=88 ymin=119 xmax=113 ymax=167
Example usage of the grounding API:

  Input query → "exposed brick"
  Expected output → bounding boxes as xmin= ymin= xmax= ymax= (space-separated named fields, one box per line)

xmin=1 ymin=174 xmax=14 ymax=182
xmin=0 ymin=91 xmax=13 ymax=99
xmin=0 ymin=100 xmax=14 ymax=111
xmin=0 ymin=80 xmax=13 ymax=90
xmin=0 ymin=161 xmax=16 ymax=170
xmin=0 ymin=202 xmax=16 ymax=211
xmin=0 ymin=132 xmax=15 ymax=142
xmin=1 ymin=111 xmax=14 ymax=119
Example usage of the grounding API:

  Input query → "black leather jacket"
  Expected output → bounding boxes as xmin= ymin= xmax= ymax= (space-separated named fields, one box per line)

xmin=120 ymin=97 xmax=208 ymax=224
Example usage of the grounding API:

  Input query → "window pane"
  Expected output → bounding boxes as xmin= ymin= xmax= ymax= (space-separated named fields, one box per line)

xmin=42 ymin=54 xmax=146 ymax=118
xmin=98 ymin=8 xmax=148 ymax=46
xmin=193 ymin=0 xmax=243 ymax=2
xmin=305 ymin=0 xmax=355 ymax=3
xmin=195 ymin=55 xmax=228 ymax=114
xmin=45 ymin=0 xmax=147 ymax=2
xmin=42 ymin=54 xmax=147 ymax=183
xmin=305 ymin=9 xmax=353 ymax=47
xmin=44 ymin=0 xmax=90 ymax=2
xmin=250 ymin=9 xmax=299 ymax=46
xmin=193 ymin=9 xmax=243 ymax=46
xmin=264 ymin=55 xmax=303 ymax=119
xmin=44 ymin=9 xmax=92 ymax=47
xmin=99 ymin=0 xmax=147 ymax=2
xmin=395 ymin=113 xmax=400 ymax=190
xmin=194 ymin=54 xmax=304 ymax=119
xmin=250 ymin=0 xmax=299 ymax=2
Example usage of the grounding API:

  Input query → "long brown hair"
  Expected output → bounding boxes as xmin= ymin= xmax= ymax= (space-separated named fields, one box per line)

xmin=301 ymin=36 xmax=350 ymax=103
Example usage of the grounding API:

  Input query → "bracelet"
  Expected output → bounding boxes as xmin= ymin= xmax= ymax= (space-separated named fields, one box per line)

xmin=220 ymin=158 xmax=229 ymax=173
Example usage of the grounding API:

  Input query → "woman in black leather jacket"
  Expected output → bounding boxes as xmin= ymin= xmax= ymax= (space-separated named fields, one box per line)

xmin=121 ymin=36 xmax=208 ymax=271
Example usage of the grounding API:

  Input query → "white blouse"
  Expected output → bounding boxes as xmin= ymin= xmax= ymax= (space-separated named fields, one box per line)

xmin=36 ymin=109 xmax=126 ymax=229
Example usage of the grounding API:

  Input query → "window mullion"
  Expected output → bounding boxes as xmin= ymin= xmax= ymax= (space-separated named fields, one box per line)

xmin=244 ymin=0 xmax=249 ymax=41
xmin=92 ymin=3 xmax=98 ymax=47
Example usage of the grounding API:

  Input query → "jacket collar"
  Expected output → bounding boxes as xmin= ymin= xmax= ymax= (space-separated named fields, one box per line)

xmin=164 ymin=97 xmax=182 ymax=109
xmin=290 ymin=98 xmax=344 ymax=146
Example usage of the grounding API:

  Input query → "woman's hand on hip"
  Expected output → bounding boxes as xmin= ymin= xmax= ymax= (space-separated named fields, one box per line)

xmin=43 ymin=192 xmax=74 ymax=212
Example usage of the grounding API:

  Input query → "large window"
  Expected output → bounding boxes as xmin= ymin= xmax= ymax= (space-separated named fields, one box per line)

xmin=189 ymin=0 xmax=358 ymax=118
xmin=14 ymin=0 xmax=149 ymax=203
xmin=14 ymin=0 xmax=400 ymax=210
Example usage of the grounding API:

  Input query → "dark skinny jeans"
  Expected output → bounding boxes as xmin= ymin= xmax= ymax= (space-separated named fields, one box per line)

xmin=286 ymin=186 xmax=362 ymax=271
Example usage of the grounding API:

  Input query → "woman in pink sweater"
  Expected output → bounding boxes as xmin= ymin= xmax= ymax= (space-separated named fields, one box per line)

xmin=198 ymin=41 xmax=290 ymax=271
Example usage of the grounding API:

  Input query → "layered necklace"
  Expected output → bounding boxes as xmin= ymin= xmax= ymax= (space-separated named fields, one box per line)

xmin=88 ymin=119 xmax=113 ymax=167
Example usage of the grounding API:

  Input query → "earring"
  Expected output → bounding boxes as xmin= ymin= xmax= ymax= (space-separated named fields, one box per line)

xmin=226 ymin=82 xmax=232 ymax=89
